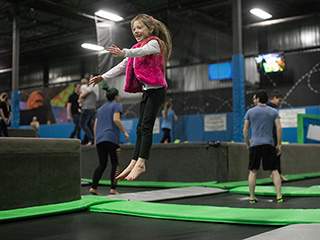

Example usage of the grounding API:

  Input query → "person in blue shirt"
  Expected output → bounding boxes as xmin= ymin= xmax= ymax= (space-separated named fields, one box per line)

xmin=89 ymin=87 xmax=129 ymax=196
xmin=160 ymin=100 xmax=177 ymax=143
xmin=243 ymin=89 xmax=283 ymax=203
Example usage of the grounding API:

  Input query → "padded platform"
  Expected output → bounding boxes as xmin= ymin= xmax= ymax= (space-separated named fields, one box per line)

xmin=244 ymin=224 xmax=320 ymax=239
xmin=0 ymin=137 xmax=81 ymax=210
xmin=106 ymin=187 xmax=227 ymax=201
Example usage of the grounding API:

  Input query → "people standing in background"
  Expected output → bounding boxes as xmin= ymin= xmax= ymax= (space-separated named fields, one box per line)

xmin=0 ymin=92 xmax=12 ymax=137
xmin=67 ymin=83 xmax=81 ymax=140
xmin=79 ymin=78 xmax=97 ymax=146
xmin=267 ymin=90 xmax=288 ymax=181
xmin=89 ymin=87 xmax=129 ymax=196
xmin=89 ymin=14 xmax=172 ymax=181
xmin=243 ymin=89 xmax=283 ymax=203
xmin=160 ymin=100 xmax=177 ymax=143
xmin=30 ymin=116 xmax=40 ymax=137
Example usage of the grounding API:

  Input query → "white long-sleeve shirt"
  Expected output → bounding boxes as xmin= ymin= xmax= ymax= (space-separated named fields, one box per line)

xmin=101 ymin=40 xmax=163 ymax=90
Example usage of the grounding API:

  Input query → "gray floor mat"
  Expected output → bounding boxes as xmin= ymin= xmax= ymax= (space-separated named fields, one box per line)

xmin=244 ymin=224 xmax=320 ymax=240
xmin=106 ymin=187 xmax=227 ymax=202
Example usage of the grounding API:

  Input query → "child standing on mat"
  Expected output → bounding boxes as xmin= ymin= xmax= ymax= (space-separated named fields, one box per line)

xmin=89 ymin=14 xmax=172 ymax=181
xmin=89 ymin=87 xmax=129 ymax=195
xmin=160 ymin=100 xmax=177 ymax=143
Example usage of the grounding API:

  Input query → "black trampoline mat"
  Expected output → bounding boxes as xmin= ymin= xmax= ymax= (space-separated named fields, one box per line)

xmin=0 ymin=211 xmax=278 ymax=240
xmin=281 ymin=177 xmax=320 ymax=187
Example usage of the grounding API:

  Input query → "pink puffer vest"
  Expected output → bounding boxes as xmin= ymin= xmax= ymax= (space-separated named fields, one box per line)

xmin=124 ymin=36 xmax=167 ymax=93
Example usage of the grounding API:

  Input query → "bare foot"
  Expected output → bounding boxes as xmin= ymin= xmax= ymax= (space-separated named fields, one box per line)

xmin=270 ymin=174 xmax=273 ymax=179
xmin=89 ymin=188 xmax=101 ymax=195
xmin=110 ymin=189 xmax=119 ymax=195
xmin=280 ymin=174 xmax=288 ymax=181
xmin=86 ymin=142 xmax=93 ymax=146
xmin=125 ymin=158 xmax=146 ymax=181
xmin=116 ymin=160 xmax=137 ymax=181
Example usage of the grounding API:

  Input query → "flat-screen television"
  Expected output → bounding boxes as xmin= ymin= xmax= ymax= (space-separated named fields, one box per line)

xmin=208 ymin=62 xmax=233 ymax=80
xmin=255 ymin=53 xmax=285 ymax=73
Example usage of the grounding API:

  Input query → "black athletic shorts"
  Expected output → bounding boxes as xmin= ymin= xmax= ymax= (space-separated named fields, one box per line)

xmin=249 ymin=144 xmax=277 ymax=171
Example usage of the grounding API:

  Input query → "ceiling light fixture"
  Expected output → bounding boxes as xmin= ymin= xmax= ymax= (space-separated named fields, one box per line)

xmin=94 ymin=10 xmax=123 ymax=22
xmin=250 ymin=8 xmax=272 ymax=20
xmin=0 ymin=68 xmax=12 ymax=73
xmin=81 ymin=43 xmax=104 ymax=51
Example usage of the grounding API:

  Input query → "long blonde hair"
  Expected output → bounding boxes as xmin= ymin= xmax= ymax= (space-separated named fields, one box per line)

xmin=0 ymin=92 xmax=10 ymax=112
xmin=163 ymin=100 xmax=172 ymax=120
xmin=131 ymin=14 xmax=172 ymax=63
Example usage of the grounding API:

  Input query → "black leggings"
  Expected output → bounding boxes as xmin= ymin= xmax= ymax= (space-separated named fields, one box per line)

xmin=132 ymin=87 xmax=165 ymax=160
xmin=0 ymin=120 xmax=9 ymax=137
xmin=160 ymin=128 xmax=171 ymax=143
xmin=92 ymin=141 xmax=120 ymax=190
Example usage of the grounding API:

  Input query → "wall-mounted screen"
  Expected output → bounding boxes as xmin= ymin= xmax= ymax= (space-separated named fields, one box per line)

xmin=208 ymin=62 xmax=233 ymax=80
xmin=255 ymin=53 xmax=285 ymax=73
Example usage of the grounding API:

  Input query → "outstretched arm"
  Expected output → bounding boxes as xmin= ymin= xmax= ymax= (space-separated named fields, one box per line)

xmin=89 ymin=58 xmax=128 ymax=86
xmin=107 ymin=40 xmax=160 ymax=58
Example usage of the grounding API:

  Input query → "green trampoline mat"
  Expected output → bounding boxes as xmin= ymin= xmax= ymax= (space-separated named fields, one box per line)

xmin=0 ymin=195 xmax=118 ymax=222
xmin=4 ymin=172 xmax=320 ymax=223
xmin=89 ymin=200 xmax=320 ymax=225
xmin=230 ymin=185 xmax=320 ymax=196
xmin=82 ymin=172 xmax=320 ymax=190
xmin=303 ymin=172 xmax=320 ymax=178
xmin=207 ymin=172 xmax=320 ymax=189
xmin=81 ymin=178 xmax=217 ymax=188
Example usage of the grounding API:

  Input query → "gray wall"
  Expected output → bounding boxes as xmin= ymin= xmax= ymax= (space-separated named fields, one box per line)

xmin=82 ymin=142 xmax=320 ymax=184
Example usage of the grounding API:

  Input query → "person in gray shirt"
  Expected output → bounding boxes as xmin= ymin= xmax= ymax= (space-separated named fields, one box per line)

xmin=243 ymin=89 xmax=283 ymax=203
xmin=79 ymin=78 xmax=97 ymax=146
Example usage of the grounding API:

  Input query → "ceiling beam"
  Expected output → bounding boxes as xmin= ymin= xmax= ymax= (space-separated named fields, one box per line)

xmin=23 ymin=0 xmax=106 ymax=23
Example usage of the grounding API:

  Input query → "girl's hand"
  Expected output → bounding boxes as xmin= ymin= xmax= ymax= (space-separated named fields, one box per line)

xmin=89 ymin=75 xmax=103 ymax=86
xmin=107 ymin=44 xmax=126 ymax=58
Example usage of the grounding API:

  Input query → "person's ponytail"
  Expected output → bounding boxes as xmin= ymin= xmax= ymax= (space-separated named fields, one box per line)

xmin=103 ymin=83 xmax=119 ymax=101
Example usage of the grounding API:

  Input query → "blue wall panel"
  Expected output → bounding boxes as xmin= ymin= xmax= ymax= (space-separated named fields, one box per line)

xmin=22 ymin=106 xmax=320 ymax=144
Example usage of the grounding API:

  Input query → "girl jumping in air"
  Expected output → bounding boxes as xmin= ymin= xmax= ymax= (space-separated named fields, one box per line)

xmin=90 ymin=14 xmax=172 ymax=181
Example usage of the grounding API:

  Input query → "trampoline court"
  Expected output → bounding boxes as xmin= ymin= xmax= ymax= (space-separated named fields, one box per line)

xmin=1 ymin=174 xmax=320 ymax=240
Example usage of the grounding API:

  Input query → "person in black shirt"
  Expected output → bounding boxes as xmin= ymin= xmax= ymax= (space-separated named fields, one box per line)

xmin=67 ymin=83 xmax=81 ymax=139
xmin=0 ymin=92 xmax=12 ymax=137
xmin=267 ymin=90 xmax=288 ymax=181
